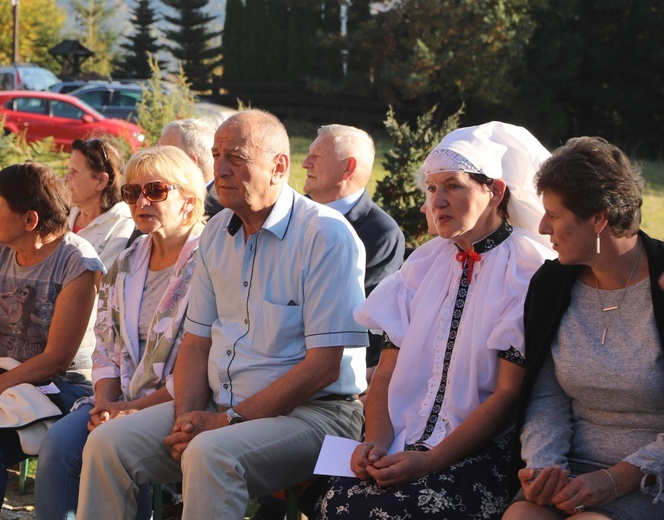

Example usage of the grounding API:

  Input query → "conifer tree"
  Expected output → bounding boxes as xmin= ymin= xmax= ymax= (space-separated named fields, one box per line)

xmin=160 ymin=0 xmax=222 ymax=92
xmin=286 ymin=2 xmax=318 ymax=82
xmin=115 ymin=0 xmax=162 ymax=79
xmin=314 ymin=0 xmax=343 ymax=83
xmin=241 ymin=0 xmax=268 ymax=82
xmin=375 ymin=104 xmax=463 ymax=247
xmin=221 ymin=0 xmax=244 ymax=83
xmin=345 ymin=0 xmax=371 ymax=91
xmin=69 ymin=0 xmax=120 ymax=76
xmin=265 ymin=0 xmax=288 ymax=82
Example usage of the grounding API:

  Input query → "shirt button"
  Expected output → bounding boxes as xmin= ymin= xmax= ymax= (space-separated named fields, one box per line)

xmin=243 ymin=281 xmax=248 ymax=287
xmin=244 ymin=318 xmax=248 ymax=324
xmin=223 ymin=384 xmax=228 ymax=389
xmin=226 ymin=350 xmax=231 ymax=355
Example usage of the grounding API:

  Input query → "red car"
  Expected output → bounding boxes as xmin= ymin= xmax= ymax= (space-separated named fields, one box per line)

xmin=0 ymin=90 xmax=145 ymax=151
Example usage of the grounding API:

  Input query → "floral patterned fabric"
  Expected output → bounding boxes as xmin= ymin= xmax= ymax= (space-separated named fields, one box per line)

xmin=91 ymin=223 xmax=203 ymax=401
xmin=316 ymin=433 xmax=512 ymax=520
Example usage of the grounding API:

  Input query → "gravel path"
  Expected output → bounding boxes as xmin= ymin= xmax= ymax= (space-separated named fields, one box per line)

xmin=2 ymin=468 xmax=35 ymax=519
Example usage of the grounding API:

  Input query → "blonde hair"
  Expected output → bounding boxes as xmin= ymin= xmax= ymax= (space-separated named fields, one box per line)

xmin=123 ymin=146 xmax=207 ymax=226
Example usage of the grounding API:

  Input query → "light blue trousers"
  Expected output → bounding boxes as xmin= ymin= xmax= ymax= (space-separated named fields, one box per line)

xmin=77 ymin=399 xmax=363 ymax=520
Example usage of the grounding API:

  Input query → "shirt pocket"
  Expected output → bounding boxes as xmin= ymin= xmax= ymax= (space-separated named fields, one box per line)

xmin=251 ymin=300 xmax=304 ymax=359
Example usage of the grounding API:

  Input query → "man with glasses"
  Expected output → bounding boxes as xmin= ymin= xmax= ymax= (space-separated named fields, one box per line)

xmin=77 ymin=110 xmax=368 ymax=519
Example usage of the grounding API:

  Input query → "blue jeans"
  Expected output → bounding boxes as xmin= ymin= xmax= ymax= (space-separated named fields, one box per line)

xmin=0 ymin=379 xmax=92 ymax=506
xmin=35 ymin=402 xmax=153 ymax=520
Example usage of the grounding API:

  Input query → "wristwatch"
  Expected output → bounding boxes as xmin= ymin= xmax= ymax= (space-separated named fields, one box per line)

xmin=226 ymin=407 xmax=246 ymax=425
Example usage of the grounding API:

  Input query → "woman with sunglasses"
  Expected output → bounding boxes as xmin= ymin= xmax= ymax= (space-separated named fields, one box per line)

xmin=65 ymin=136 xmax=135 ymax=269
xmin=0 ymin=162 xmax=105 ymax=506
xmin=35 ymin=146 xmax=207 ymax=520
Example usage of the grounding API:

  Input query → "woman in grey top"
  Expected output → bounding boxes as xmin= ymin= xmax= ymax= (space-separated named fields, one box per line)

xmin=503 ymin=137 xmax=664 ymax=519
xmin=0 ymin=162 xmax=105 ymax=505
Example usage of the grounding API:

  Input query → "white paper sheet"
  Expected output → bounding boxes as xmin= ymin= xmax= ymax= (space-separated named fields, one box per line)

xmin=313 ymin=435 xmax=360 ymax=477
xmin=314 ymin=434 xmax=406 ymax=478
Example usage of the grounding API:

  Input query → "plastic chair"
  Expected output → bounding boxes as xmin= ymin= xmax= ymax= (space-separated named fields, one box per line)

xmin=151 ymin=484 xmax=163 ymax=520
xmin=18 ymin=458 xmax=31 ymax=494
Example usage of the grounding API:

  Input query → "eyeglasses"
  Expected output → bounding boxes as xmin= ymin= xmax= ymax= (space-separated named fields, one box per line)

xmin=121 ymin=181 xmax=180 ymax=204
xmin=73 ymin=138 xmax=111 ymax=175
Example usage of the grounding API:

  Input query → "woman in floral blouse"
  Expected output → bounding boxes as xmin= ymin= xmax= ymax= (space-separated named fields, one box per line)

xmin=34 ymin=146 xmax=207 ymax=520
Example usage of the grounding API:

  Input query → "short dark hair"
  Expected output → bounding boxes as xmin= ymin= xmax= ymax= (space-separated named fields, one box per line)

xmin=72 ymin=135 xmax=126 ymax=211
xmin=535 ymin=136 xmax=643 ymax=237
xmin=0 ymin=162 xmax=71 ymax=239
xmin=468 ymin=172 xmax=511 ymax=219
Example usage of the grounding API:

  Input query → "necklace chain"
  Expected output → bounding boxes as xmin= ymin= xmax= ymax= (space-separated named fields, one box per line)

xmin=594 ymin=241 xmax=643 ymax=345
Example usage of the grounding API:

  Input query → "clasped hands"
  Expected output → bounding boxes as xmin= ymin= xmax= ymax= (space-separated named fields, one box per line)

xmin=87 ymin=401 xmax=137 ymax=431
xmin=350 ymin=442 xmax=432 ymax=488
xmin=163 ymin=411 xmax=227 ymax=461
xmin=518 ymin=466 xmax=616 ymax=515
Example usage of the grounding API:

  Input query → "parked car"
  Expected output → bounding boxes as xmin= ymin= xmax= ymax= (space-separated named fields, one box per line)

xmin=0 ymin=91 xmax=145 ymax=151
xmin=50 ymin=79 xmax=140 ymax=95
xmin=69 ymin=83 xmax=143 ymax=122
xmin=195 ymin=101 xmax=238 ymax=126
xmin=50 ymin=80 xmax=102 ymax=94
xmin=0 ymin=64 xmax=59 ymax=91
xmin=69 ymin=82 xmax=238 ymax=126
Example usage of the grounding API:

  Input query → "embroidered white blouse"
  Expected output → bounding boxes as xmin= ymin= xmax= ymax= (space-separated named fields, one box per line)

xmin=355 ymin=225 xmax=554 ymax=450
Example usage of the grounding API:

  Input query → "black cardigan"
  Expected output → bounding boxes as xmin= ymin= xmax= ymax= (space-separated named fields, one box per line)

xmin=507 ymin=230 xmax=664 ymax=496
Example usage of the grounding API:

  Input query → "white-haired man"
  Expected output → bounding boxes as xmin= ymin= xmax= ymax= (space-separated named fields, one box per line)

xmin=303 ymin=124 xmax=405 ymax=297
xmin=159 ymin=118 xmax=223 ymax=217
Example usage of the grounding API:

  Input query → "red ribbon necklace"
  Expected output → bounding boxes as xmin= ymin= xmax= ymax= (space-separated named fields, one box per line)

xmin=455 ymin=250 xmax=481 ymax=282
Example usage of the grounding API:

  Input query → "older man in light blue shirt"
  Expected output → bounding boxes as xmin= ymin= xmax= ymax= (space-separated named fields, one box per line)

xmin=77 ymin=109 xmax=368 ymax=520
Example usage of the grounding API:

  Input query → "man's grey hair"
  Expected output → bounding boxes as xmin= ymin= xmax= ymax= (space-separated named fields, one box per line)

xmin=317 ymin=124 xmax=375 ymax=177
xmin=161 ymin=119 xmax=216 ymax=180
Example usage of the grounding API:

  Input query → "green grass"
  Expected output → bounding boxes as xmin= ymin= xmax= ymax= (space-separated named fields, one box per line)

xmin=641 ymin=160 xmax=664 ymax=240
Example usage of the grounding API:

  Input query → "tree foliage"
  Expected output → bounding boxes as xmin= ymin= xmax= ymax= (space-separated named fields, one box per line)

xmin=265 ymin=0 xmax=289 ymax=82
xmin=241 ymin=0 xmax=268 ymax=82
xmin=0 ymin=128 xmax=68 ymax=175
xmin=511 ymin=0 xmax=664 ymax=156
xmin=352 ymin=0 xmax=537 ymax=110
xmin=221 ymin=0 xmax=244 ymax=83
xmin=344 ymin=0 xmax=371 ymax=93
xmin=160 ymin=0 xmax=222 ymax=92
xmin=313 ymin=0 xmax=343 ymax=83
xmin=0 ymin=0 xmax=64 ymax=69
xmin=135 ymin=54 xmax=199 ymax=145
xmin=375 ymin=104 xmax=464 ymax=247
xmin=114 ymin=0 xmax=163 ymax=79
xmin=69 ymin=0 xmax=120 ymax=77
xmin=286 ymin=2 xmax=318 ymax=82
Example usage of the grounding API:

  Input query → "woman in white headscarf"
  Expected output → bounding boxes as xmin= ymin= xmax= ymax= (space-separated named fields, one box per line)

xmin=315 ymin=122 xmax=555 ymax=519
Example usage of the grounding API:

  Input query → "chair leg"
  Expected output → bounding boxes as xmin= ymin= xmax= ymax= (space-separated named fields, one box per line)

xmin=152 ymin=483 xmax=163 ymax=520
xmin=19 ymin=458 xmax=30 ymax=495
xmin=286 ymin=486 xmax=303 ymax=520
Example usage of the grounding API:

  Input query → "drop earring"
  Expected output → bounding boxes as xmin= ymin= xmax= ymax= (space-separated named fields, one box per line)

xmin=596 ymin=233 xmax=601 ymax=255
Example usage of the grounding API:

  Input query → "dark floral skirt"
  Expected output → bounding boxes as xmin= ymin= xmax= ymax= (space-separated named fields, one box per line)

xmin=315 ymin=432 xmax=512 ymax=520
